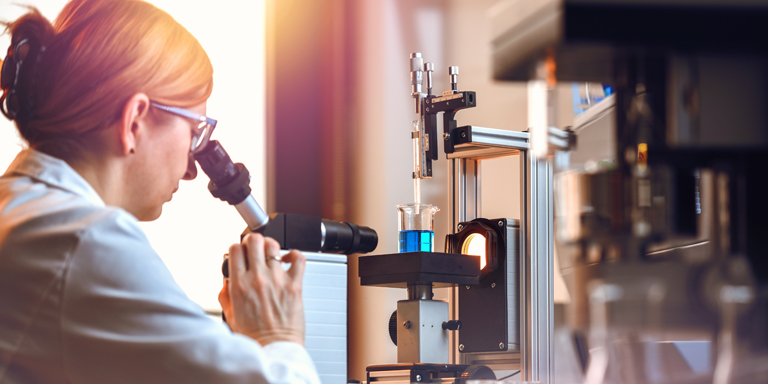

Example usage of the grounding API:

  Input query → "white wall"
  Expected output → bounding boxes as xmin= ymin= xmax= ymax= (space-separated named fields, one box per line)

xmin=0 ymin=0 xmax=266 ymax=312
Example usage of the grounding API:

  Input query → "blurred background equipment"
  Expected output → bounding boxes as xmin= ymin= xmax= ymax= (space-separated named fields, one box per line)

xmin=491 ymin=0 xmax=768 ymax=382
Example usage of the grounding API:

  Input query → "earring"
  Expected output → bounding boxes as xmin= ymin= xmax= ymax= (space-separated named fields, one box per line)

xmin=130 ymin=148 xmax=135 ymax=154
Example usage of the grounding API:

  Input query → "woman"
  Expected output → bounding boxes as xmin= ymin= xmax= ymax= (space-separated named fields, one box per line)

xmin=0 ymin=0 xmax=318 ymax=383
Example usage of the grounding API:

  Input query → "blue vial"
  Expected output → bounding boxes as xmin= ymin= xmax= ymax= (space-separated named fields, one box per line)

xmin=398 ymin=230 xmax=434 ymax=252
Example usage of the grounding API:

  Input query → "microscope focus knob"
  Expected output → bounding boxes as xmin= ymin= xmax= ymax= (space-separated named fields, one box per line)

xmin=388 ymin=310 xmax=398 ymax=346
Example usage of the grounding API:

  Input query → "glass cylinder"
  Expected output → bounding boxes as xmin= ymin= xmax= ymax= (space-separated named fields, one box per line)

xmin=396 ymin=203 xmax=439 ymax=252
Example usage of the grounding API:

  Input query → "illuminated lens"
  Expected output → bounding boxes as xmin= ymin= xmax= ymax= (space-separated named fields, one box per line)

xmin=462 ymin=233 xmax=487 ymax=270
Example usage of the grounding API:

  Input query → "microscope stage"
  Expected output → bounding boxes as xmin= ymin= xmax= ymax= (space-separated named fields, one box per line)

xmin=358 ymin=252 xmax=480 ymax=288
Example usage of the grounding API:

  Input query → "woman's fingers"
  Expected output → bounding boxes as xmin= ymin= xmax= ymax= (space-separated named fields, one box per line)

xmin=282 ymin=249 xmax=307 ymax=282
xmin=227 ymin=242 xmax=246 ymax=283
xmin=263 ymin=236 xmax=283 ymax=266
xmin=222 ymin=235 xmax=307 ymax=346
xmin=242 ymin=233 xmax=266 ymax=272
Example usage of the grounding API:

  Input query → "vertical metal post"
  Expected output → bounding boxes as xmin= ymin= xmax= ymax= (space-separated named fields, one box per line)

xmin=520 ymin=151 xmax=555 ymax=383
xmin=520 ymin=55 xmax=557 ymax=383
xmin=449 ymin=158 xmax=458 ymax=364
xmin=473 ymin=160 xmax=482 ymax=220
xmin=450 ymin=159 xmax=457 ymax=241
xmin=458 ymin=158 xmax=467 ymax=223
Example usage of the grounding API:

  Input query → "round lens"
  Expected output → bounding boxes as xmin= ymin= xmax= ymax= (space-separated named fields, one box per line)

xmin=190 ymin=133 xmax=200 ymax=152
xmin=191 ymin=123 xmax=214 ymax=153
xmin=462 ymin=233 xmax=487 ymax=270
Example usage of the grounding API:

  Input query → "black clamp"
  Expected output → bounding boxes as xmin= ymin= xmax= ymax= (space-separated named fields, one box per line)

xmin=1 ymin=37 xmax=45 ymax=121
xmin=442 ymin=320 xmax=462 ymax=331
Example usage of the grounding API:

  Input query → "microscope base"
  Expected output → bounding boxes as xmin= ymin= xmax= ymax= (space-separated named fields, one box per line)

xmin=366 ymin=363 xmax=495 ymax=384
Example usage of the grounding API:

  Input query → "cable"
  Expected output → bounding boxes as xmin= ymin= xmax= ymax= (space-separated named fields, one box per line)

xmin=495 ymin=370 xmax=521 ymax=381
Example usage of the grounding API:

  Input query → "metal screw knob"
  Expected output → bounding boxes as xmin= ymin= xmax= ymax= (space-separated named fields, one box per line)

xmin=457 ymin=224 xmax=464 ymax=231
xmin=424 ymin=62 xmax=435 ymax=94
xmin=410 ymin=53 xmax=423 ymax=70
xmin=403 ymin=321 xmax=412 ymax=329
xmin=416 ymin=374 xmax=423 ymax=382
xmin=499 ymin=342 xmax=505 ymax=350
xmin=449 ymin=66 xmax=459 ymax=92
xmin=498 ymin=220 xmax=504 ymax=227
xmin=491 ymin=283 xmax=496 ymax=288
xmin=459 ymin=344 xmax=465 ymax=351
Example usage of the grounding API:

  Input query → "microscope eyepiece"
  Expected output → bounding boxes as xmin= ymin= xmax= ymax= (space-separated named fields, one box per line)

xmin=195 ymin=139 xmax=377 ymax=283
xmin=194 ymin=140 xmax=270 ymax=231
xmin=194 ymin=140 xmax=251 ymax=205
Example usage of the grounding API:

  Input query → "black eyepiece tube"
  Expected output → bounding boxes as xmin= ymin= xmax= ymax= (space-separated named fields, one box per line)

xmin=222 ymin=217 xmax=378 ymax=278
xmin=321 ymin=219 xmax=378 ymax=254
xmin=194 ymin=140 xmax=247 ymax=204
xmin=194 ymin=140 xmax=269 ymax=231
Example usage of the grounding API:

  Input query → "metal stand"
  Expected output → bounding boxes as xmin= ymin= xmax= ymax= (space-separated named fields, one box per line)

xmin=446 ymin=127 xmax=556 ymax=383
xmin=398 ymin=52 xmax=564 ymax=383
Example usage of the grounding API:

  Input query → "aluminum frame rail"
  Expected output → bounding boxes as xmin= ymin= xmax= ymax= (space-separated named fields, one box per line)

xmin=448 ymin=127 xmax=554 ymax=383
xmin=447 ymin=126 xmax=529 ymax=160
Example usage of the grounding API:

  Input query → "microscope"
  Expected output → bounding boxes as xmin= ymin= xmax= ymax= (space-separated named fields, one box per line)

xmin=193 ymin=139 xmax=378 ymax=259
xmin=357 ymin=51 xmax=575 ymax=384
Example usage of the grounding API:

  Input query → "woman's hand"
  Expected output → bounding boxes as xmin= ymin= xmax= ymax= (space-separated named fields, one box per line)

xmin=218 ymin=233 xmax=306 ymax=346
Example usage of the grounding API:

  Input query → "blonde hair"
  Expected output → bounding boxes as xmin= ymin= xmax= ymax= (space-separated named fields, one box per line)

xmin=2 ymin=0 xmax=213 ymax=159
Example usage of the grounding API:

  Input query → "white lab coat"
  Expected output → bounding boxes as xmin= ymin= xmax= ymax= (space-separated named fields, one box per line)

xmin=0 ymin=149 xmax=320 ymax=384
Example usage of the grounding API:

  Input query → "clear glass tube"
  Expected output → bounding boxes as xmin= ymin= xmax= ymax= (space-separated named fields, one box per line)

xmin=412 ymin=119 xmax=421 ymax=205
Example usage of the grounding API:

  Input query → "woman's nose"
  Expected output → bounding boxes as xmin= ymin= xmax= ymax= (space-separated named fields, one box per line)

xmin=183 ymin=153 xmax=197 ymax=180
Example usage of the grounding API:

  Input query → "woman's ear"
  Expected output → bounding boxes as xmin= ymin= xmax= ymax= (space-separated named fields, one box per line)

xmin=119 ymin=93 xmax=152 ymax=156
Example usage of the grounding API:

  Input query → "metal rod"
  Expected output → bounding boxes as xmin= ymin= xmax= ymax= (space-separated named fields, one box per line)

xmin=458 ymin=158 xmax=467 ymax=223
xmin=519 ymin=151 xmax=530 ymax=381
xmin=450 ymin=159 xmax=457 ymax=242
xmin=407 ymin=284 xmax=433 ymax=301
xmin=449 ymin=158 xmax=458 ymax=364
xmin=473 ymin=160 xmax=481 ymax=219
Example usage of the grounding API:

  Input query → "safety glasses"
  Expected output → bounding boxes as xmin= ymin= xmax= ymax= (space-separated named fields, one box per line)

xmin=150 ymin=102 xmax=217 ymax=154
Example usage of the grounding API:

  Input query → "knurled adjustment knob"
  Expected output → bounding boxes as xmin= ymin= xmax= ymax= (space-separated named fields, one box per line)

xmin=460 ymin=365 xmax=496 ymax=381
xmin=388 ymin=310 xmax=398 ymax=346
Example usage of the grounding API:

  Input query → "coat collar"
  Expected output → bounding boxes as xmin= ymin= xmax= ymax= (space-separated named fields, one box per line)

xmin=3 ymin=149 xmax=106 ymax=207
